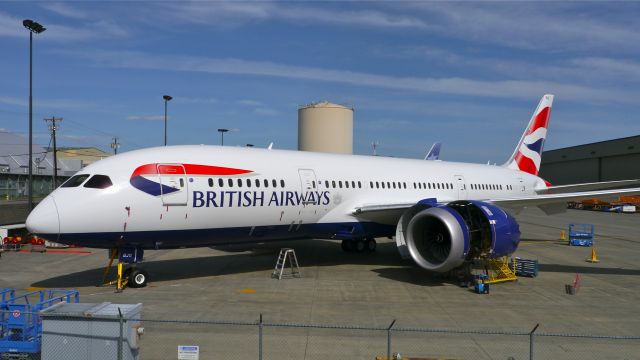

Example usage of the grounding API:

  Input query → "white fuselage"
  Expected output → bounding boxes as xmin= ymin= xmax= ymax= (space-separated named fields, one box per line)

xmin=27 ymin=145 xmax=544 ymax=249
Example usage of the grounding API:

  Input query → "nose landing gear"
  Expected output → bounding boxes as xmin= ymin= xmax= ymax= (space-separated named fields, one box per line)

xmin=100 ymin=247 xmax=148 ymax=292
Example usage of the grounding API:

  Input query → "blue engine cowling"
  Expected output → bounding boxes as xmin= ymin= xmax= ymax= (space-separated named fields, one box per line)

xmin=403 ymin=200 xmax=520 ymax=272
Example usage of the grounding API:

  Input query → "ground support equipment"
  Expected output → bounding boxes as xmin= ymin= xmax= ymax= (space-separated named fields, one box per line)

xmin=0 ymin=289 xmax=79 ymax=359
xmin=568 ymin=224 xmax=594 ymax=246
xmin=510 ymin=257 xmax=539 ymax=277
xmin=483 ymin=256 xmax=518 ymax=284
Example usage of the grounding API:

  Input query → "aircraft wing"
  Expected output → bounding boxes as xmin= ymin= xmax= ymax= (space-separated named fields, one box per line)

xmin=540 ymin=179 xmax=640 ymax=194
xmin=352 ymin=187 xmax=640 ymax=222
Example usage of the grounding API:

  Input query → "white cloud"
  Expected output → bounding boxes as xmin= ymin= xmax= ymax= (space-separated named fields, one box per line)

xmin=236 ymin=99 xmax=262 ymax=107
xmin=42 ymin=3 xmax=89 ymax=19
xmin=253 ymin=107 xmax=279 ymax=116
xmin=127 ymin=115 xmax=166 ymax=121
xmin=77 ymin=50 xmax=640 ymax=104
xmin=157 ymin=1 xmax=426 ymax=30
xmin=0 ymin=12 xmax=23 ymax=37
xmin=401 ymin=2 xmax=640 ymax=52
xmin=175 ymin=97 xmax=219 ymax=104
xmin=0 ymin=96 xmax=96 ymax=109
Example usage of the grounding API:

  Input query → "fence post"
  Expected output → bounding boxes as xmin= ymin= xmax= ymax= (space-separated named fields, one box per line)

xmin=529 ymin=323 xmax=539 ymax=360
xmin=117 ymin=307 xmax=124 ymax=360
xmin=258 ymin=313 xmax=263 ymax=360
xmin=387 ymin=319 xmax=396 ymax=360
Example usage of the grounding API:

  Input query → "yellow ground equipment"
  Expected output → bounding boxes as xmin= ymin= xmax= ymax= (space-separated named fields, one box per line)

xmin=484 ymin=256 xmax=518 ymax=284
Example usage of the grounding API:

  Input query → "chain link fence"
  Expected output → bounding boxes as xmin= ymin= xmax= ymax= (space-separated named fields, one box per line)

xmin=2 ymin=311 xmax=639 ymax=359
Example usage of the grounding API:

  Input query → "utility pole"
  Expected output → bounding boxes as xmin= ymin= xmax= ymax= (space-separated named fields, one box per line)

xmin=44 ymin=116 xmax=62 ymax=188
xmin=110 ymin=137 xmax=120 ymax=155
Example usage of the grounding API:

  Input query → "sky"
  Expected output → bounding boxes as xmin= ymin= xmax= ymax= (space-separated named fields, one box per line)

xmin=0 ymin=1 xmax=639 ymax=163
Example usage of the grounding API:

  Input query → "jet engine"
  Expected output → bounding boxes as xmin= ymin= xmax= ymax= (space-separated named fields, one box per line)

xmin=398 ymin=200 xmax=520 ymax=273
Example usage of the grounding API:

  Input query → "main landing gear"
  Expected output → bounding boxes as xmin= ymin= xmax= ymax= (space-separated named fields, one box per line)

xmin=341 ymin=238 xmax=376 ymax=253
xmin=101 ymin=247 xmax=148 ymax=292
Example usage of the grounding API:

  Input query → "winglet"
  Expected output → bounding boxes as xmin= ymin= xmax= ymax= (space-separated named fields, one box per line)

xmin=504 ymin=94 xmax=554 ymax=176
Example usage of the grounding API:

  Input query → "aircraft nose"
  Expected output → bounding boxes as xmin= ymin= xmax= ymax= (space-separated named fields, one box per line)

xmin=26 ymin=195 xmax=60 ymax=240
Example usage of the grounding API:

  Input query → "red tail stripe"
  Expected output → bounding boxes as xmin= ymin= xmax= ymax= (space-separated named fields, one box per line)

xmin=131 ymin=163 xmax=253 ymax=177
xmin=527 ymin=107 xmax=551 ymax=135
xmin=515 ymin=152 xmax=538 ymax=175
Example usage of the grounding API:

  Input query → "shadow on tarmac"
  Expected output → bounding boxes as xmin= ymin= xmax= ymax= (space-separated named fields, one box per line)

xmin=31 ymin=240 xmax=451 ymax=288
xmin=538 ymin=264 xmax=640 ymax=276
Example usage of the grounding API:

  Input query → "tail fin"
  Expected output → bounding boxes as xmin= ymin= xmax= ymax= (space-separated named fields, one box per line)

xmin=425 ymin=142 xmax=442 ymax=160
xmin=504 ymin=94 xmax=554 ymax=176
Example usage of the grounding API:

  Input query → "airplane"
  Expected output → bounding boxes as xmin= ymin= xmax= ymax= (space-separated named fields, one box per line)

xmin=425 ymin=142 xmax=442 ymax=160
xmin=26 ymin=94 xmax=640 ymax=289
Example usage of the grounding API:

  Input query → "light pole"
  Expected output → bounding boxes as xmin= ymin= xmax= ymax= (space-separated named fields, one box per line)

xmin=23 ymin=19 xmax=46 ymax=211
xmin=217 ymin=128 xmax=229 ymax=146
xmin=163 ymin=95 xmax=172 ymax=146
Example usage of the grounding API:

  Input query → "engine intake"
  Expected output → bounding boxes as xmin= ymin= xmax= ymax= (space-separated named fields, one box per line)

xmin=401 ymin=201 xmax=520 ymax=272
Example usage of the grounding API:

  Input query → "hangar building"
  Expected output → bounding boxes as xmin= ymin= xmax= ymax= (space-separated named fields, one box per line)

xmin=539 ymin=135 xmax=640 ymax=185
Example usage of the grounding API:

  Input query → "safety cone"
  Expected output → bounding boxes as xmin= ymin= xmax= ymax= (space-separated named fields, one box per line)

xmin=586 ymin=247 xmax=600 ymax=263
xmin=560 ymin=230 xmax=566 ymax=241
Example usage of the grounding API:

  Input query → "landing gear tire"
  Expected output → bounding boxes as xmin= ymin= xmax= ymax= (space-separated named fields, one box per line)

xmin=128 ymin=268 xmax=149 ymax=288
xmin=341 ymin=239 xmax=354 ymax=252
xmin=354 ymin=239 xmax=366 ymax=253
xmin=365 ymin=238 xmax=377 ymax=252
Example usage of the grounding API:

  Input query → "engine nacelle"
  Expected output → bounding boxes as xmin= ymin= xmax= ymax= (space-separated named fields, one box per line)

xmin=401 ymin=201 xmax=520 ymax=273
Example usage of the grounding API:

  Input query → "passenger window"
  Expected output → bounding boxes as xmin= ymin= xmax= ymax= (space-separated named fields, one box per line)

xmin=208 ymin=178 xmax=214 ymax=187
xmin=392 ymin=182 xmax=396 ymax=189
xmin=358 ymin=181 xmax=362 ymax=188
xmin=326 ymin=180 xmax=330 ymax=188
xmin=83 ymin=175 xmax=113 ymax=189
xmin=62 ymin=174 xmax=91 ymax=188
xmin=351 ymin=181 xmax=356 ymax=188
xmin=246 ymin=179 xmax=251 ymax=187
xmin=312 ymin=181 xmax=316 ymax=189
xmin=281 ymin=180 xmax=285 ymax=187
xmin=264 ymin=179 xmax=269 ymax=188
xmin=376 ymin=182 xmax=379 ymax=189
xmin=219 ymin=178 xmax=224 ymax=187
xmin=228 ymin=179 xmax=233 ymax=187
xmin=272 ymin=179 xmax=277 ymax=187
xmin=339 ymin=181 xmax=343 ymax=188
xmin=179 ymin=178 xmax=184 ymax=188
xmin=255 ymin=179 xmax=260 ymax=187
xmin=345 ymin=181 xmax=349 ymax=189
xmin=237 ymin=179 xmax=242 ymax=187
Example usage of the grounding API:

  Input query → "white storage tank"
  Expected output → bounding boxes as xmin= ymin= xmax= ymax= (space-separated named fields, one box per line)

xmin=298 ymin=101 xmax=353 ymax=154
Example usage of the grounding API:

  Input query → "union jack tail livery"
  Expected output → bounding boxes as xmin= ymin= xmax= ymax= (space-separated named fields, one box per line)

xmin=505 ymin=94 xmax=554 ymax=176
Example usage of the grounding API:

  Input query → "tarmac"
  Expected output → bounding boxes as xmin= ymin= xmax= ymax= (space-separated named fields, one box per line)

xmin=1 ymin=208 xmax=639 ymax=359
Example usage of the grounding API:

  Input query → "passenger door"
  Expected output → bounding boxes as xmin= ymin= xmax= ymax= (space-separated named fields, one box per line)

xmin=157 ymin=164 xmax=188 ymax=206
xmin=455 ymin=175 xmax=467 ymax=200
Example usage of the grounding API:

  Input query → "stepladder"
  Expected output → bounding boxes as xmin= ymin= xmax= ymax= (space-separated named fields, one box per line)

xmin=272 ymin=248 xmax=301 ymax=279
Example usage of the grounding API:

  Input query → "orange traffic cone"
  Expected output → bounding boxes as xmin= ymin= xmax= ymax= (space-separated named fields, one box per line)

xmin=586 ymin=247 xmax=600 ymax=263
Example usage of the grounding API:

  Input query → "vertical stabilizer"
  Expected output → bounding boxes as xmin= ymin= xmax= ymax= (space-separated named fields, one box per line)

xmin=504 ymin=94 xmax=554 ymax=176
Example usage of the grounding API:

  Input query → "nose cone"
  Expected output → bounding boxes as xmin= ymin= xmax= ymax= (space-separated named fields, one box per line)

xmin=26 ymin=195 xmax=60 ymax=240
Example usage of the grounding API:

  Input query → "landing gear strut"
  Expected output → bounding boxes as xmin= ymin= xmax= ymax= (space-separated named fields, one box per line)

xmin=341 ymin=238 xmax=376 ymax=253
xmin=101 ymin=247 xmax=148 ymax=292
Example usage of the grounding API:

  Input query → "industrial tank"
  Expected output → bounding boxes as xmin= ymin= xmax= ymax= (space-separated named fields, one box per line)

xmin=298 ymin=101 xmax=353 ymax=154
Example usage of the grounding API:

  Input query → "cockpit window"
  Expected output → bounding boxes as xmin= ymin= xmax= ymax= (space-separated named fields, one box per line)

xmin=61 ymin=174 xmax=91 ymax=188
xmin=84 ymin=175 xmax=113 ymax=189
